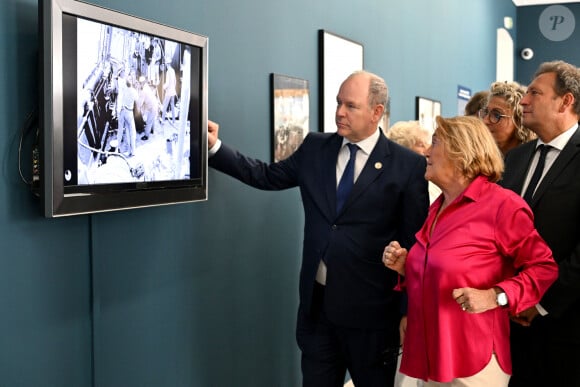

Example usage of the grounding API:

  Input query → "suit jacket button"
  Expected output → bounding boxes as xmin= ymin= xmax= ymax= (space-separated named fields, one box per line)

xmin=331 ymin=224 xmax=338 ymax=230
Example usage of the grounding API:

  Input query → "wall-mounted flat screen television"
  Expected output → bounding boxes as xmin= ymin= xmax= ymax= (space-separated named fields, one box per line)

xmin=39 ymin=0 xmax=208 ymax=217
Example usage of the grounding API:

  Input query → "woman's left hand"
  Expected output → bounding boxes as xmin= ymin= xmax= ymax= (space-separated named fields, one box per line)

xmin=452 ymin=287 xmax=498 ymax=313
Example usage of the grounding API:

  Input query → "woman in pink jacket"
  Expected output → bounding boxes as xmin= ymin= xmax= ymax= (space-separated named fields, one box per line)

xmin=383 ymin=115 xmax=558 ymax=387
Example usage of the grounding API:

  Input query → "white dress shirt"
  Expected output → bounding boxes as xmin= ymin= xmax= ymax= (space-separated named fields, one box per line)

xmin=521 ymin=123 xmax=578 ymax=197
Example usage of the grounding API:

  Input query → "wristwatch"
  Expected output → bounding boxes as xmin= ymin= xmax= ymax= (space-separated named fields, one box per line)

xmin=496 ymin=292 xmax=508 ymax=307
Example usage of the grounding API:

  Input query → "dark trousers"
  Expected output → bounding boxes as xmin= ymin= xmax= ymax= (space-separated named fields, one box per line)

xmin=509 ymin=320 xmax=580 ymax=387
xmin=296 ymin=283 xmax=397 ymax=387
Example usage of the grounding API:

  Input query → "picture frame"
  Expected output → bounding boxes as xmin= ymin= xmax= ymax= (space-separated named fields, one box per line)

xmin=319 ymin=30 xmax=364 ymax=133
xmin=270 ymin=73 xmax=310 ymax=162
xmin=415 ymin=96 xmax=442 ymax=135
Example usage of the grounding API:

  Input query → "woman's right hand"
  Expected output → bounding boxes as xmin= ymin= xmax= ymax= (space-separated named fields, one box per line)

xmin=382 ymin=241 xmax=407 ymax=276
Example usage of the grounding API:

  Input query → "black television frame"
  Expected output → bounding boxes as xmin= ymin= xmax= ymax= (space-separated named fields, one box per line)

xmin=39 ymin=0 xmax=208 ymax=217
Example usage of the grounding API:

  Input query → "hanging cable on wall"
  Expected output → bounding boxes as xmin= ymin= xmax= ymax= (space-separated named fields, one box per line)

xmin=17 ymin=107 xmax=40 ymax=197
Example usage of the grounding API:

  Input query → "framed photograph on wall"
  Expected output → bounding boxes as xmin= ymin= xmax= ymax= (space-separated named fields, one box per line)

xmin=271 ymin=73 xmax=310 ymax=162
xmin=319 ymin=30 xmax=364 ymax=133
xmin=415 ymin=96 xmax=442 ymax=135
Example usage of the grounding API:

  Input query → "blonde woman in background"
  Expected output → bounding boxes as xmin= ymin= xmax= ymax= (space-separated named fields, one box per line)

xmin=387 ymin=121 xmax=442 ymax=204
xmin=479 ymin=81 xmax=536 ymax=156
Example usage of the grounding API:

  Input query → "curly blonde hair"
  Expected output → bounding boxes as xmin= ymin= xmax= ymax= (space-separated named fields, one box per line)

xmin=488 ymin=81 xmax=536 ymax=144
xmin=435 ymin=116 xmax=504 ymax=182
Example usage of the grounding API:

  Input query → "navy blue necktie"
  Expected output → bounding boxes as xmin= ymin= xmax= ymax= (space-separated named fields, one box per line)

xmin=336 ymin=143 xmax=359 ymax=212
xmin=523 ymin=144 xmax=551 ymax=203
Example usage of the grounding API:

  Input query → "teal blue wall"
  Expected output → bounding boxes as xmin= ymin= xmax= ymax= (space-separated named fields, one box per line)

xmin=516 ymin=3 xmax=580 ymax=85
xmin=1 ymin=0 xmax=515 ymax=386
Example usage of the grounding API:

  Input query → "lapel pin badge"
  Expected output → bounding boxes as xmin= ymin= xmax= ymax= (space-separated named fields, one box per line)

xmin=375 ymin=162 xmax=382 ymax=169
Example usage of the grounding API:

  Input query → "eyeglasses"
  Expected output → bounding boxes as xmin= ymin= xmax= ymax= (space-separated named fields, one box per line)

xmin=478 ymin=108 xmax=512 ymax=124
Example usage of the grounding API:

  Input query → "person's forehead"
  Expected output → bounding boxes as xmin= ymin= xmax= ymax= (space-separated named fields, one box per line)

xmin=530 ymin=72 xmax=556 ymax=89
xmin=487 ymin=96 xmax=512 ymax=110
xmin=346 ymin=75 xmax=366 ymax=87
xmin=338 ymin=75 xmax=369 ymax=98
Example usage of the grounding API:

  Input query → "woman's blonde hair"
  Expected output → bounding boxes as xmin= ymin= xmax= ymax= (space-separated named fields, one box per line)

xmin=435 ymin=116 xmax=504 ymax=182
xmin=386 ymin=121 xmax=430 ymax=151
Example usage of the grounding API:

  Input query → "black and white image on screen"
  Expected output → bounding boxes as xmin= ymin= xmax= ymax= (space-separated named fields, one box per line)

xmin=74 ymin=18 xmax=193 ymax=186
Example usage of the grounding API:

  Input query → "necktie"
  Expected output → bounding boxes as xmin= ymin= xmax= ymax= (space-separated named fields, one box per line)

xmin=336 ymin=143 xmax=359 ymax=212
xmin=523 ymin=144 xmax=551 ymax=203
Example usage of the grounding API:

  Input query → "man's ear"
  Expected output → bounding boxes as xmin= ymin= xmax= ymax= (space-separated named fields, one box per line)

xmin=373 ymin=104 xmax=385 ymax=123
xmin=561 ymin=92 xmax=575 ymax=112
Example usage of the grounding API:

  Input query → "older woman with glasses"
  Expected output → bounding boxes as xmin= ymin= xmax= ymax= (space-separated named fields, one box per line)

xmin=382 ymin=116 xmax=558 ymax=387
xmin=478 ymin=81 xmax=536 ymax=156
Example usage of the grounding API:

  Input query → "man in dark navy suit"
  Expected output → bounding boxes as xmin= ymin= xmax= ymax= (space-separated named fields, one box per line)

xmin=208 ymin=71 xmax=429 ymax=387
xmin=500 ymin=61 xmax=580 ymax=387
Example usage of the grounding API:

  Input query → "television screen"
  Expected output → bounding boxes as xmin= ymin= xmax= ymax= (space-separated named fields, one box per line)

xmin=40 ymin=0 xmax=208 ymax=217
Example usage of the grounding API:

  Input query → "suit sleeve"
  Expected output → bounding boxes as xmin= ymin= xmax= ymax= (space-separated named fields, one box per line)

xmin=209 ymin=139 xmax=302 ymax=190
xmin=397 ymin=156 xmax=429 ymax=250
xmin=540 ymin=243 xmax=580 ymax=318
xmin=396 ymin=155 xmax=429 ymax=316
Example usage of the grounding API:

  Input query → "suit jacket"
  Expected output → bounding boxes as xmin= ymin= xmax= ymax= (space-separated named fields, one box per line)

xmin=501 ymin=127 xmax=580 ymax=342
xmin=209 ymin=131 xmax=429 ymax=329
